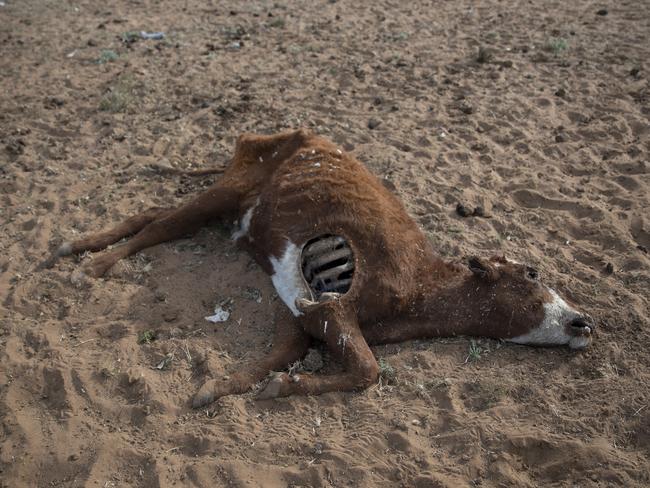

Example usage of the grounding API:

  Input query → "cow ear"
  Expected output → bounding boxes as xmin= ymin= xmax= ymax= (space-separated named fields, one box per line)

xmin=468 ymin=257 xmax=500 ymax=281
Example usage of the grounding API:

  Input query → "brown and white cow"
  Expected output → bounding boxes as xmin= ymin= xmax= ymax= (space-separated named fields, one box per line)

xmin=57 ymin=129 xmax=595 ymax=407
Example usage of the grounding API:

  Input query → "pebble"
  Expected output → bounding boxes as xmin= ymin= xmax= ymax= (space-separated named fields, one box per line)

xmin=604 ymin=262 xmax=614 ymax=274
xmin=472 ymin=206 xmax=485 ymax=217
xmin=46 ymin=96 xmax=65 ymax=107
xmin=368 ymin=118 xmax=382 ymax=130
xmin=460 ymin=103 xmax=474 ymax=115
xmin=456 ymin=203 xmax=472 ymax=217
xmin=596 ymin=9 xmax=608 ymax=16
xmin=476 ymin=46 xmax=494 ymax=63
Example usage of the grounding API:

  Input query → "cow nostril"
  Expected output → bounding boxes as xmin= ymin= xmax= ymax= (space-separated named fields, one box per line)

xmin=570 ymin=316 xmax=595 ymax=332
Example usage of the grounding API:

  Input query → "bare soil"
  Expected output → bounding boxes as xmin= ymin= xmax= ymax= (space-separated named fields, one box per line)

xmin=1 ymin=1 xmax=649 ymax=487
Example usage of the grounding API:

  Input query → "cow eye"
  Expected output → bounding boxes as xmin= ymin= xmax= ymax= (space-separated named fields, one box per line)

xmin=526 ymin=267 xmax=539 ymax=280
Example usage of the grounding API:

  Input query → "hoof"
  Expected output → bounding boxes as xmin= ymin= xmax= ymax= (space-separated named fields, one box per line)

xmin=256 ymin=372 xmax=286 ymax=400
xmin=83 ymin=256 xmax=117 ymax=278
xmin=319 ymin=292 xmax=341 ymax=302
xmin=295 ymin=293 xmax=342 ymax=313
xmin=57 ymin=242 xmax=73 ymax=256
xmin=295 ymin=298 xmax=318 ymax=313
xmin=192 ymin=380 xmax=216 ymax=408
xmin=83 ymin=264 xmax=106 ymax=279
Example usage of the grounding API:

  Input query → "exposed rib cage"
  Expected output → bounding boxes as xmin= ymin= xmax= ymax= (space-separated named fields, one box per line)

xmin=301 ymin=235 xmax=354 ymax=299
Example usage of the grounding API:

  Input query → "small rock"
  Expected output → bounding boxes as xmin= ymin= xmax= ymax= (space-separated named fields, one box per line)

xmin=604 ymin=262 xmax=614 ymax=274
xmin=5 ymin=138 xmax=25 ymax=155
xmin=555 ymin=134 xmax=567 ymax=143
xmin=637 ymin=245 xmax=648 ymax=254
xmin=460 ymin=103 xmax=474 ymax=115
xmin=67 ymin=454 xmax=79 ymax=462
xmin=45 ymin=96 xmax=65 ymax=107
xmin=456 ymin=203 xmax=471 ymax=217
xmin=472 ymin=206 xmax=485 ymax=217
xmin=596 ymin=9 xmax=608 ymax=16
xmin=554 ymin=88 xmax=566 ymax=97
xmin=368 ymin=118 xmax=382 ymax=130
xmin=476 ymin=46 xmax=494 ymax=63
xmin=630 ymin=67 xmax=640 ymax=77
xmin=372 ymin=96 xmax=383 ymax=106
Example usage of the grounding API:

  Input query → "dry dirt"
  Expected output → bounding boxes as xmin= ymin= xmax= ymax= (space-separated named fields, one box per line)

xmin=1 ymin=0 xmax=649 ymax=487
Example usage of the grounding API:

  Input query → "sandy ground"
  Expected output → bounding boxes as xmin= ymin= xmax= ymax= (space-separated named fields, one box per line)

xmin=1 ymin=0 xmax=649 ymax=486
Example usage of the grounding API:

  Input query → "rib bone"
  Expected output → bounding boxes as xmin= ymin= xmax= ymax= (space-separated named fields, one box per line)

xmin=302 ymin=236 xmax=346 ymax=260
xmin=303 ymin=247 xmax=352 ymax=279
xmin=312 ymin=261 xmax=354 ymax=283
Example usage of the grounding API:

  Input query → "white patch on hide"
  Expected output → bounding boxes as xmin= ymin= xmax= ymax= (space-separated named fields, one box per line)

xmin=508 ymin=288 xmax=588 ymax=349
xmin=270 ymin=241 xmax=312 ymax=316
xmin=231 ymin=198 xmax=260 ymax=241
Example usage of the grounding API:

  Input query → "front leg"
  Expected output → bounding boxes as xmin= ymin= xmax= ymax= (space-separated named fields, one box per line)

xmin=192 ymin=308 xmax=310 ymax=408
xmin=257 ymin=299 xmax=380 ymax=399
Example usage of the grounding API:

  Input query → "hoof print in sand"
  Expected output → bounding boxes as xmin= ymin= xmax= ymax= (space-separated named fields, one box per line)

xmin=117 ymin=371 xmax=152 ymax=404
xmin=41 ymin=367 xmax=71 ymax=418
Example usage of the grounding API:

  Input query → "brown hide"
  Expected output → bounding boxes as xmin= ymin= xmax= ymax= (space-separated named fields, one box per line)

xmin=226 ymin=131 xmax=551 ymax=340
xmin=229 ymin=130 xmax=438 ymax=321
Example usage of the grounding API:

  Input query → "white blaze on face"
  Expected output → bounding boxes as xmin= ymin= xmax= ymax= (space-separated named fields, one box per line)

xmin=270 ymin=241 xmax=312 ymax=317
xmin=231 ymin=198 xmax=260 ymax=241
xmin=508 ymin=288 xmax=591 ymax=349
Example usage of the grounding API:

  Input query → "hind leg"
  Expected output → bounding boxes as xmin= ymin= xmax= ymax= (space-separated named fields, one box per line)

xmin=67 ymin=185 xmax=241 ymax=277
xmin=58 ymin=207 xmax=173 ymax=256
xmin=192 ymin=308 xmax=311 ymax=408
